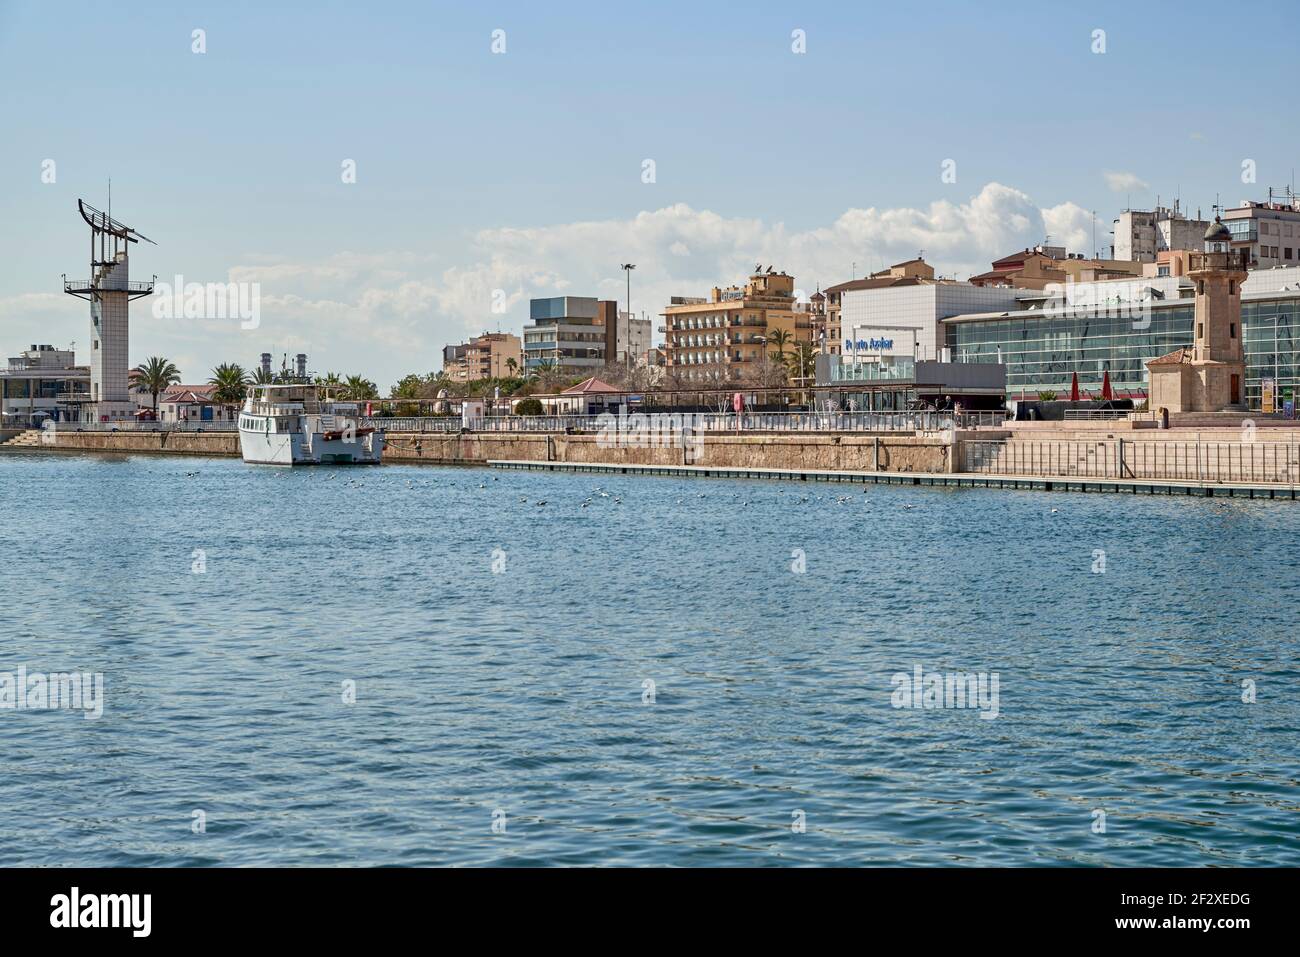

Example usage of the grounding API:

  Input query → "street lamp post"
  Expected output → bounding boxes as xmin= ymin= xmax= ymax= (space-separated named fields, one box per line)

xmin=620 ymin=263 xmax=636 ymax=367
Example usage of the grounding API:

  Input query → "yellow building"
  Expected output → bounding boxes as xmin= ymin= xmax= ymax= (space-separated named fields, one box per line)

xmin=660 ymin=267 xmax=812 ymax=381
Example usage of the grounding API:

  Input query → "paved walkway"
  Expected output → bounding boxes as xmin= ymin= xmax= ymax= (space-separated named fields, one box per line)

xmin=487 ymin=459 xmax=1300 ymax=499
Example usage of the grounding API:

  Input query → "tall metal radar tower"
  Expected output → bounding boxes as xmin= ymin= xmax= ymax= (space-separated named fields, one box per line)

xmin=62 ymin=198 xmax=156 ymax=423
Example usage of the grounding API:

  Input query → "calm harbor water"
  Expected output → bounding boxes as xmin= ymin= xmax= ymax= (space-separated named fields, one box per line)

xmin=0 ymin=451 xmax=1297 ymax=866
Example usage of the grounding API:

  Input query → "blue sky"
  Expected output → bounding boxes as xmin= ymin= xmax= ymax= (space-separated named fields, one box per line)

xmin=2 ymin=0 xmax=1298 ymax=387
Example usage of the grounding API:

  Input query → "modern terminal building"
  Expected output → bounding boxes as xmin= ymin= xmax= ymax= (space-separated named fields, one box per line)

xmin=943 ymin=264 xmax=1300 ymax=408
xmin=823 ymin=248 xmax=1300 ymax=410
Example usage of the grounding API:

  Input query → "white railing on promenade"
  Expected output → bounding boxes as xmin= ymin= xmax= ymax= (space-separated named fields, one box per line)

xmin=964 ymin=438 xmax=1300 ymax=485
xmin=53 ymin=421 xmax=239 ymax=432
xmin=367 ymin=411 xmax=1006 ymax=434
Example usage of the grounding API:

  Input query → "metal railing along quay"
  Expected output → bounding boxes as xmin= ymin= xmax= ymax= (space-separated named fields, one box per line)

xmin=965 ymin=438 xmax=1300 ymax=485
xmin=1062 ymin=409 xmax=1133 ymax=421
xmin=52 ymin=421 xmax=239 ymax=432
xmin=366 ymin=411 xmax=1006 ymax=434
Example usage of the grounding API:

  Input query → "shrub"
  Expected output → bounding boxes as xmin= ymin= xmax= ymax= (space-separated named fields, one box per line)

xmin=514 ymin=397 xmax=544 ymax=416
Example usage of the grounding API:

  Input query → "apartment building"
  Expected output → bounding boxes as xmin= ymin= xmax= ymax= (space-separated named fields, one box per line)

xmin=442 ymin=332 xmax=522 ymax=381
xmin=659 ymin=267 xmax=812 ymax=381
xmin=1112 ymin=203 xmax=1211 ymax=263
xmin=594 ymin=301 xmax=653 ymax=367
xmin=969 ymin=245 xmax=1142 ymax=289
xmin=1221 ymin=189 xmax=1300 ymax=269
xmin=521 ymin=297 xmax=610 ymax=374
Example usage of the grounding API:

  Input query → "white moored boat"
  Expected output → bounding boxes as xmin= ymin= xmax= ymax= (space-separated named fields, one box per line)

xmin=238 ymin=384 xmax=385 ymax=465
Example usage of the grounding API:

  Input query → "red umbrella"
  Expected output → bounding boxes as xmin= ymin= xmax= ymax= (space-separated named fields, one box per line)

xmin=1069 ymin=371 xmax=1080 ymax=403
xmin=1101 ymin=369 xmax=1113 ymax=401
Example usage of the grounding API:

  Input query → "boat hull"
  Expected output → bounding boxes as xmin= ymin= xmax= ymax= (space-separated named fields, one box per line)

xmin=239 ymin=428 xmax=385 ymax=465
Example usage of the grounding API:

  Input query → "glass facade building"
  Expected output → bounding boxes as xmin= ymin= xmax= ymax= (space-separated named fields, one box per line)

xmin=944 ymin=293 xmax=1300 ymax=409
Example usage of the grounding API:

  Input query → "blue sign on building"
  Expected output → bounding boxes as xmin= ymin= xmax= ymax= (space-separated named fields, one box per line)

xmin=844 ymin=337 xmax=895 ymax=352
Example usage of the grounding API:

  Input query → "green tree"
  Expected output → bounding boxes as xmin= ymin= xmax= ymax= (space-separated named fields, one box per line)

xmin=208 ymin=363 xmax=250 ymax=409
xmin=786 ymin=342 xmax=817 ymax=382
xmin=514 ymin=397 xmax=544 ymax=416
xmin=132 ymin=356 xmax=181 ymax=412
xmin=251 ymin=366 xmax=275 ymax=385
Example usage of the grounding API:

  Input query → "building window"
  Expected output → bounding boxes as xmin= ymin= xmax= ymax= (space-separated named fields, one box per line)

xmin=1197 ymin=323 xmax=1204 ymax=340
xmin=1230 ymin=324 xmax=1236 ymax=339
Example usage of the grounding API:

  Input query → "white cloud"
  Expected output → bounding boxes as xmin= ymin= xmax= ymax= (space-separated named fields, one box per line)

xmin=0 ymin=182 xmax=1092 ymax=389
xmin=1104 ymin=170 xmax=1149 ymax=193
xmin=1042 ymin=202 xmax=1097 ymax=256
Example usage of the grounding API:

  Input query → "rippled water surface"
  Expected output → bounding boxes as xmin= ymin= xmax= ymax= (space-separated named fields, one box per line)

xmin=1 ymin=451 xmax=1297 ymax=866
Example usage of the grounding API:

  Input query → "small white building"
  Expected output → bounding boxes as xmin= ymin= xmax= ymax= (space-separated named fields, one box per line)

xmin=157 ymin=385 xmax=237 ymax=423
xmin=0 ymin=344 xmax=89 ymax=427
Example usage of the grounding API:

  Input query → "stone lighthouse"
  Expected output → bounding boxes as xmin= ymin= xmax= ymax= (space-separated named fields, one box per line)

xmin=1146 ymin=217 xmax=1248 ymax=414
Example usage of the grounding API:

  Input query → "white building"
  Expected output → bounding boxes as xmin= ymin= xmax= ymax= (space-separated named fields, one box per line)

xmin=616 ymin=310 xmax=653 ymax=365
xmin=0 ymin=344 xmax=88 ymax=427
xmin=837 ymin=282 xmax=1022 ymax=364
xmin=1222 ymin=191 xmax=1300 ymax=269
xmin=1113 ymin=204 xmax=1210 ymax=263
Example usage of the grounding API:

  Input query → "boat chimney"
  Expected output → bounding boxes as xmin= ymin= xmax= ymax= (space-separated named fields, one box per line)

xmin=295 ymin=353 xmax=307 ymax=380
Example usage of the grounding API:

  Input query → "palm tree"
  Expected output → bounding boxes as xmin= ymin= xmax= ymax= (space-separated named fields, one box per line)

xmin=209 ymin=363 xmax=250 ymax=411
xmin=342 ymin=374 xmax=378 ymax=400
xmin=766 ymin=328 xmax=793 ymax=364
xmin=133 ymin=356 xmax=181 ymax=412
xmin=505 ymin=357 xmax=519 ymax=379
xmin=251 ymin=366 xmax=275 ymax=385
xmin=787 ymin=342 xmax=817 ymax=382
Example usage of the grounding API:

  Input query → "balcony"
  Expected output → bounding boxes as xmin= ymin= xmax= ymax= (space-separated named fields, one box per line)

xmin=63 ymin=278 xmax=155 ymax=296
xmin=1188 ymin=250 xmax=1249 ymax=273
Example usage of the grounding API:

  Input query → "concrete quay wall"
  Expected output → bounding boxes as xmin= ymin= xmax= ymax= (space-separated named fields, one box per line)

xmin=17 ymin=428 xmax=955 ymax=474
xmin=384 ymin=431 xmax=955 ymax=473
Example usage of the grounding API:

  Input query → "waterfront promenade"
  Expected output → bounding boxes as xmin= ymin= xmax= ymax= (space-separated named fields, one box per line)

xmin=7 ymin=412 xmax=1300 ymax=496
